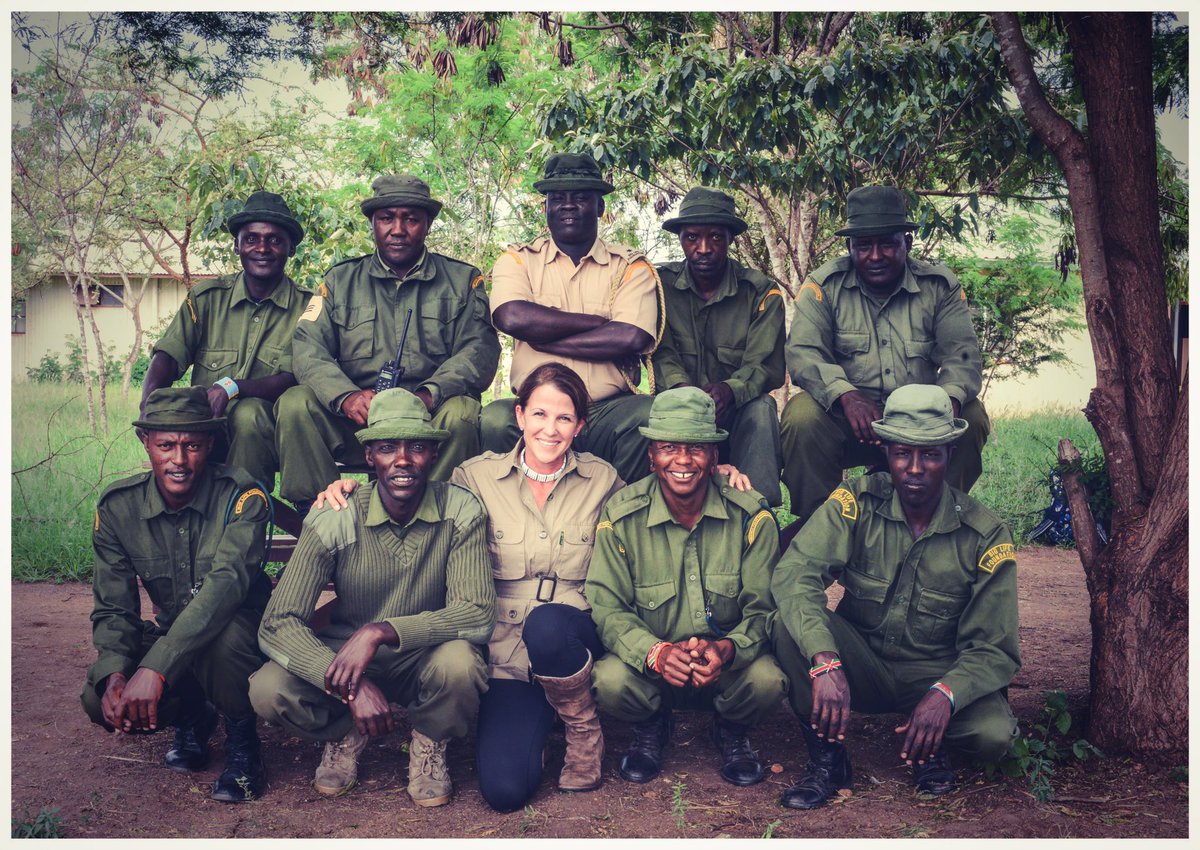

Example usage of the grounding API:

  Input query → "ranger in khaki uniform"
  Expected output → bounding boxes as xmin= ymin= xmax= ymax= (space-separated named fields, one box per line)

xmin=142 ymin=191 xmax=308 ymax=486
xmin=83 ymin=387 xmax=271 ymax=803
xmin=587 ymin=387 xmax=786 ymax=787
xmin=779 ymin=186 xmax=989 ymax=523
xmin=481 ymin=153 xmax=660 ymax=486
xmin=655 ymin=187 xmax=786 ymax=506
xmin=772 ymin=385 xmax=1019 ymax=810
xmin=277 ymin=175 xmax=500 ymax=511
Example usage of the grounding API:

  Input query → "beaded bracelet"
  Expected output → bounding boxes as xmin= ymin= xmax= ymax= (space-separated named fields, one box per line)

xmin=646 ymin=641 xmax=670 ymax=673
xmin=929 ymin=681 xmax=956 ymax=711
xmin=809 ymin=658 xmax=843 ymax=679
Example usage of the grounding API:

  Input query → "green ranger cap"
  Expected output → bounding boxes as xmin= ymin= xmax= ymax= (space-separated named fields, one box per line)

xmin=360 ymin=174 xmax=444 ymax=220
xmin=356 ymin=388 xmax=451 ymax=444
xmin=227 ymin=190 xmax=305 ymax=245
xmin=871 ymin=384 xmax=968 ymax=446
xmin=662 ymin=186 xmax=748 ymax=236
xmin=835 ymin=185 xmax=917 ymax=237
xmin=533 ymin=153 xmax=616 ymax=195
xmin=133 ymin=386 xmax=226 ymax=432
xmin=639 ymin=386 xmax=728 ymax=443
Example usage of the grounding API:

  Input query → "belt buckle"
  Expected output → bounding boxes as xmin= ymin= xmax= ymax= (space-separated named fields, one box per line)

xmin=535 ymin=574 xmax=558 ymax=603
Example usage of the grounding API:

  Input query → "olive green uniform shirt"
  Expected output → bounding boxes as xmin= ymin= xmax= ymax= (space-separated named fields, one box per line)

xmin=153 ymin=272 xmax=308 ymax=387
xmin=89 ymin=465 xmax=271 ymax=688
xmin=451 ymin=444 xmax=624 ymax=681
xmin=787 ymin=256 xmax=982 ymax=410
xmin=293 ymin=250 xmax=500 ymax=413
xmin=654 ymin=259 xmax=785 ymax=406
xmin=772 ymin=472 xmax=1019 ymax=712
xmin=586 ymin=475 xmax=779 ymax=675
xmin=258 ymin=481 xmax=495 ymax=690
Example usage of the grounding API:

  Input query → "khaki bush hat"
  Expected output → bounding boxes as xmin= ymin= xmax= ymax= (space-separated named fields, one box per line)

xmin=834 ymin=186 xmax=917 ymax=237
xmin=133 ymin=386 xmax=225 ymax=432
xmin=662 ymin=187 xmax=748 ymax=236
xmin=360 ymin=174 xmax=444 ymax=220
xmin=533 ymin=153 xmax=616 ymax=195
xmin=226 ymin=190 xmax=304 ymax=244
xmin=871 ymin=384 xmax=968 ymax=446
xmin=638 ymin=386 xmax=728 ymax=443
xmin=356 ymin=388 xmax=451 ymax=444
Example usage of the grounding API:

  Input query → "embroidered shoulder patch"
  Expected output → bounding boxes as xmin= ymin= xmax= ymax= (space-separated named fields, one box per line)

xmin=299 ymin=295 xmax=324 ymax=322
xmin=978 ymin=543 xmax=1015 ymax=573
xmin=596 ymin=520 xmax=613 ymax=533
xmin=471 ymin=274 xmax=485 ymax=289
xmin=94 ymin=509 xmax=100 ymax=531
xmin=827 ymin=487 xmax=858 ymax=520
xmin=235 ymin=488 xmax=268 ymax=515
xmin=959 ymin=288 xmax=967 ymax=301
xmin=799 ymin=281 xmax=823 ymax=302
xmin=319 ymin=281 xmax=329 ymax=298
xmin=758 ymin=289 xmax=783 ymax=312
xmin=747 ymin=509 xmax=776 ymax=545
xmin=185 ymin=297 xmax=197 ymax=323
xmin=622 ymin=259 xmax=651 ymax=283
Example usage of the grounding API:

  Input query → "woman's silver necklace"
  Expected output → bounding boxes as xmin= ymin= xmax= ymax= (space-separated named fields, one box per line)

xmin=520 ymin=449 xmax=569 ymax=483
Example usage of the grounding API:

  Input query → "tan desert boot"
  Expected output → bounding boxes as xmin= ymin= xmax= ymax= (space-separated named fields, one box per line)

xmin=312 ymin=727 xmax=369 ymax=796
xmin=407 ymin=728 xmax=452 ymax=807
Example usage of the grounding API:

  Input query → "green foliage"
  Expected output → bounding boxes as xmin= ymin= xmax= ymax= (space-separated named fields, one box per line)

xmin=26 ymin=352 xmax=64 ymax=384
xmin=671 ymin=778 xmax=689 ymax=829
xmin=986 ymin=689 xmax=1103 ymax=802
xmin=947 ymin=214 xmax=1084 ymax=391
xmin=761 ymin=819 xmax=783 ymax=839
xmin=11 ymin=807 xmax=64 ymax=839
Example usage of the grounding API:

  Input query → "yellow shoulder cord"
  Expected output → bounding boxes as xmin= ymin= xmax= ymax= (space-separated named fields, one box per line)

xmin=610 ymin=255 xmax=666 ymax=395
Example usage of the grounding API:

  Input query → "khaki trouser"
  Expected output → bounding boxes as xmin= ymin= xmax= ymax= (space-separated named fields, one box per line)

xmin=591 ymin=652 xmax=787 ymax=728
xmin=274 ymin=385 xmax=481 ymax=503
xmin=480 ymin=393 xmax=654 ymax=487
xmin=81 ymin=608 xmax=264 ymax=727
xmin=779 ymin=391 xmax=990 ymax=524
xmin=248 ymin=639 xmax=487 ymax=742
xmin=772 ymin=612 xmax=1017 ymax=763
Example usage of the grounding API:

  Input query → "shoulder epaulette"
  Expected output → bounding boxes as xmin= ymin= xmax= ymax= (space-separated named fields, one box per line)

xmin=327 ymin=253 xmax=373 ymax=273
xmin=599 ymin=483 xmax=652 ymax=523
xmin=656 ymin=260 xmax=685 ymax=283
xmin=187 ymin=276 xmax=234 ymax=299
xmin=809 ymin=255 xmax=853 ymax=285
xmin=721 ymin=481 xmax=771 ymax=517
xmin=954 ymin=490 xmax=1007 ymax=536
xmin=440 ymin=479 xmax=488 ymax=522
xmin=97 ymin=471 xmax=152 ymax=504
xmin=908 ymin=257 xmax=960 ymax=286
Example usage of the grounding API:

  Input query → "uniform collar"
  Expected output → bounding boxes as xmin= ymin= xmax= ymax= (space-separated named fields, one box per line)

xmin=139 ymin=465 xmax=216 ymax=519
xmin=880 ymin=481 xmax=961 ymax=535
xmin=846 ymin=261 xmax=922 ymax=297
xmin=645 ymin=477 xmax=730 ymax=528
xmin=369 ymin=248 xmax=431 ymax=283
xmin=545 ymin=235 xmax=612 ymax=266
xmin=365 ymin=481 xmax=441 ymax=529
xmin=229 ymin=272 xmax=297 ymax=309
xmin=495 ymin=440 xmax=592 ymax=481
xmin=677 ymin=258 xmax=742 ymax=302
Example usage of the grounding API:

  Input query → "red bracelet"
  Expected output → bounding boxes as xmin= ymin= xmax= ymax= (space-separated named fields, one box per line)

xmin=646 ymin=641 xmax=670 ymax=672
xmin=809 ymin=658 xmax=843 ymax=679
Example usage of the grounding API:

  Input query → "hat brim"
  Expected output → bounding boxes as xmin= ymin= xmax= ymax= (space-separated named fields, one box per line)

xmin=227 ymin=211 xmax=304 ymax=245
xmin=356 ymin=426 xmax=451 ymax=445
xmin=360 ymin=196 xmax=444 ymax=221
xmin=834 ymin=222 xmax=918 ymax=237
xmin=637 ymin=426 xmax=728 ymax=443
xmin=132 ymin=417 xmax=226 ymax=432
xmin=533 ymin=177 xmax=615 ymax=195
xmin=871 ymin=418 xmax=968 ymax=446
xmin=662 ymin=213 xmax=748 ymax=237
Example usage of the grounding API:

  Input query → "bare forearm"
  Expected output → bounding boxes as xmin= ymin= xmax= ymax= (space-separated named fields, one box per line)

xmin=493 ymin=301 xmax=606 ymax=344
xmin=235 ymin=372 xmax=297 ymax=402
xmin=535 ymin=322 xmax=653 ymax=361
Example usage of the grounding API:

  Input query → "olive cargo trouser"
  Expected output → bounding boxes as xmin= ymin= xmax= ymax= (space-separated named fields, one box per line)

xmin=719 ymin=394 xmax=783 ymax=507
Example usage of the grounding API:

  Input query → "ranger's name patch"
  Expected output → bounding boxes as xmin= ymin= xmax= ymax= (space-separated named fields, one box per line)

xmin=299 ymin=295 xmax=324 ymax=322
xmin=828 ymin=487 xmax=858 ymax=520
xmin=235 ymin=488 xmax=268 ymax=515
xmin=978 ymin=543 xmax=1015 ymax=573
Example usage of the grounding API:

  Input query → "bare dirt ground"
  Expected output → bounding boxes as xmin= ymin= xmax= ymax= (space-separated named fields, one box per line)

xmin=11 ymin=546 xmax=1188 ymax=839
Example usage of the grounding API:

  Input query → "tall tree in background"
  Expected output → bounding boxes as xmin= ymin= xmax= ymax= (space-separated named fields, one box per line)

xmin=991 ymin=12 xmax=1186 ymax=761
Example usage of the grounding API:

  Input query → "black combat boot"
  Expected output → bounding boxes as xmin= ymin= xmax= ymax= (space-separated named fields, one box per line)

xmin=164 ymin=700 xmax=217 ymax=773
xmin=211 ymin=714 xmax=266 ymax=803
xmin=618 ymin=710 xmax=673 ymax=783
xmin=912 ymin=752 xmax=957 ymax=796
xmin=712 ymin=714 xmax=765 ymax=786
xmin=780 ymin=722 xmax=853 ymax=810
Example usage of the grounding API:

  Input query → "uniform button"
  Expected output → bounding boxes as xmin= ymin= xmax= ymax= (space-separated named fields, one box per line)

xmin=884 ymin=368 xmax=892 ymax=375
xmin=689 ymin=574 xmax=697 ymax=581
xmin=495 ymin=531 xmax=503 ymax=539
xmin=538 ymin=531 xmax=547 ymax=539
xmin=881 ymin=339 xmax=888 ymax=346
xmin=581 ymin=534 xmax=588 ymax=542
xmin=210 ymin=361 xmax=218 ymax=368
xmin=897 ymin=596 xmax=906 ymax=603
xmin=178 ymin=528 xmax=185 ymax=535
xmin=695 ymin=612 xmax=704 ymax=619
xmin=647 ymin=602 xmax=656 ymax=608
xmin=253 ymin=316 xmax=261 ymax=323
xmin=721 ymin=486 xmax=729 ymax=494
xmin=509 ymin=610 xmax=517 ymax=619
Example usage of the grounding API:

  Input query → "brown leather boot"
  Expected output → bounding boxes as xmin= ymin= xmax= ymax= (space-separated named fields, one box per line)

xmin=534 ymin=651 xmax=604 ymax=792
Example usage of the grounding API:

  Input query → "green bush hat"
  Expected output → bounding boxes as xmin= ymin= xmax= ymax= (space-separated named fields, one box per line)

xmin=662 ymin=187 xmax=748 ymax=236
xmin=834 ymin=185 xmax=918 ymax=237
xmin=533 ymin=153 xmax=616 ymax=195
xmin=359 ymin=174 xmax=444 ymax=220
xmin=871 ymin=384 xmax=968 ymax=446
xmin=356 ymin=388 xmax=451 ymax=444
xmin=226 ymin=190 xmax=305 ymax=245
xmin=638 ymin=386 xmax=729 ymax=443
xmin=133 ymin=386 xmax=226 ymax=432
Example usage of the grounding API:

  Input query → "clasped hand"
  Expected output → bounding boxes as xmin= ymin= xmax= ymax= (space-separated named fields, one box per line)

xmin=657 ymin=636 xmax=734 ymax=688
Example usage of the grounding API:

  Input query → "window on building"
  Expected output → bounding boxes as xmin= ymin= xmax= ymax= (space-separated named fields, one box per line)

xmin=76 ymin=283 xmax=125 ymax=307
xmin=12 ymin=299 xmax=26 ymax=334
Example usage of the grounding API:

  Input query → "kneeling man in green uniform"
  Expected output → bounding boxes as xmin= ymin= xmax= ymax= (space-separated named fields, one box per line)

xmin=587 ymin=387 xmax=786 ymax=787
xmin=82 ymin=387 xmax=272 ymax=802
xmin=772 ymin=384 xmax=1019 ymax=809
xmin=250 ymin=388 xmax=495 ymax=807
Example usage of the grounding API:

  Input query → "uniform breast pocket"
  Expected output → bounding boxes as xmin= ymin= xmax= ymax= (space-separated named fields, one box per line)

xmin=131 ymin=555 xmax=175 ymax=609
xmin=833 ymin=331 xmax=872 ymax=383
xmin=633 ymin=580 xmax=677 ymax=621
xmin=702 ymin=571 xmax=742 ymax=629
xmin=912 ymin=587 xmax=968 ymax=647
xmin=254 ymin=343 xmax=286 ymax=374
xmin=903 ymin=336 xmax=936 ymax=380
xmin=488 ymin=524 xmax=527 ymax=581
xmin=836 ymin=567 xmax=891 ymax=630
xmin=555 ymin=525 xmax=596 ymax=580
xmin=335 ymin=306 xmax=377 ymax=364
xmin=195 ymin=348 xmax=237 ymax=385
xmin=418 ymin=305 xmax=455 ymax=359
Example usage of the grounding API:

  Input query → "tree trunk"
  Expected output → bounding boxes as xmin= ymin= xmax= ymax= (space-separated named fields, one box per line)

xmin=991 ymin=12 xmax=1187 ymax=761
xmin=70 ymin=282 xmax=99 ymax=436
